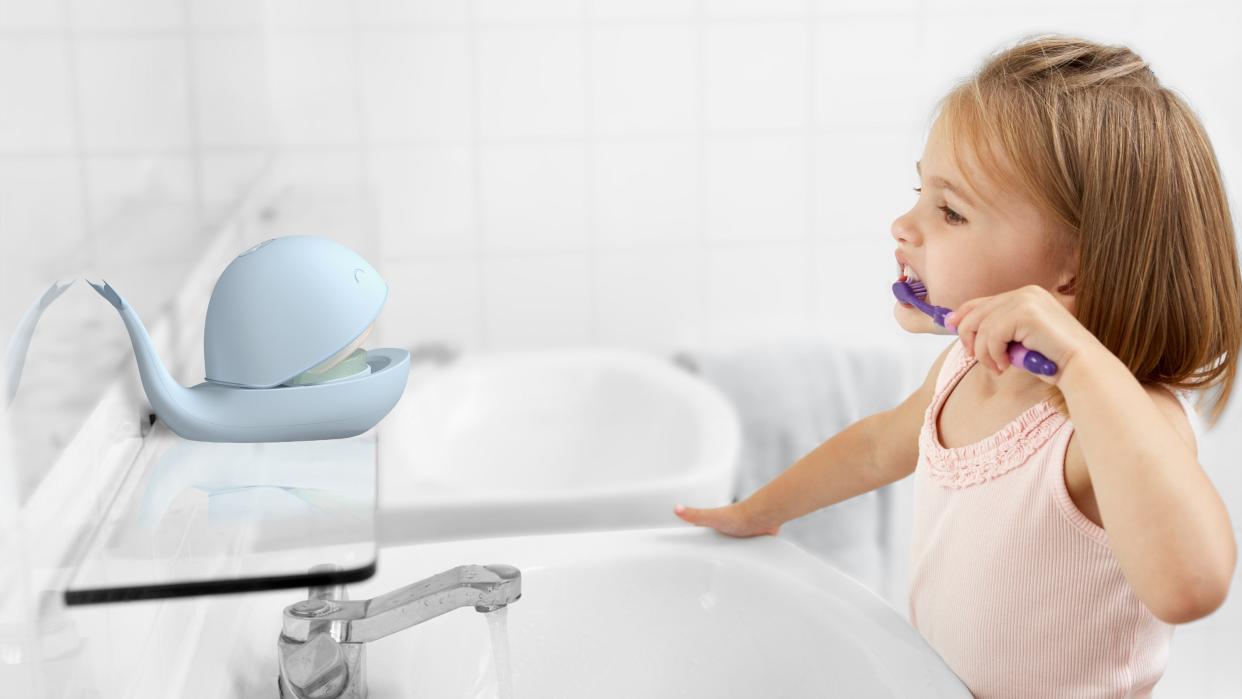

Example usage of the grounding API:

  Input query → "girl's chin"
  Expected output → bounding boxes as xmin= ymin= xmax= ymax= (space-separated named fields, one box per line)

xmin=893 ymin=300 xmax=920 ymax=329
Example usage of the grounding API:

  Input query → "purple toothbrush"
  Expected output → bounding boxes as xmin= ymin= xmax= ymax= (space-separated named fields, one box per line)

xmin=892 ymin=277 xmax=1058 ymax=377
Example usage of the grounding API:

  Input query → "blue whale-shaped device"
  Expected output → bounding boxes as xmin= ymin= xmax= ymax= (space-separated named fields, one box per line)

xmin=89 ymin=235 xmax=410 ymax=443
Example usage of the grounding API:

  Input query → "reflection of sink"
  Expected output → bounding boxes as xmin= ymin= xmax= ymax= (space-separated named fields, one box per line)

xmin=378 ymin=348 xmax=741 ymax=543
xmin=172 ymin=528 xmax=969 ymax=698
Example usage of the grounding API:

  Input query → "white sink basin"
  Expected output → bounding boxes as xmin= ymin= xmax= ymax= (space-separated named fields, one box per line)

xmin=377 ymin=348 xmax=740 ymax=543
xmin=166 ymin=528 xmax=969 ymax=698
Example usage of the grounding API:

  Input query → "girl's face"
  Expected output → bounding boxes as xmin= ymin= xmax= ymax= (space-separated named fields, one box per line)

xmin=890 ymin=116 xmax=1074 ymax=335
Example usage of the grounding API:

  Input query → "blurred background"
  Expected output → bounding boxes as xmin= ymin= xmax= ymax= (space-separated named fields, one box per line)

xmin=1 ymin=0 xmax=1239 ymax=695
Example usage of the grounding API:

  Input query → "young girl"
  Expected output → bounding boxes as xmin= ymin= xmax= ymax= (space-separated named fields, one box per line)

xmin=674 ymin=35 xmax=1239 ymax=697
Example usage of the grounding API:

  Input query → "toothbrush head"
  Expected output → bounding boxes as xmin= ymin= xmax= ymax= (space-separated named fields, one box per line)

xmin=891 ymin=278 xmax=928 ymax=306
xmin=892 ymin=278 xmax=955 ymax=332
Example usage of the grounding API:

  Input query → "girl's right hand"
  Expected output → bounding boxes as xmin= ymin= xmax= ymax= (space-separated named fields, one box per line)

xmin=673 ymin=501 xmax=781 ymax=538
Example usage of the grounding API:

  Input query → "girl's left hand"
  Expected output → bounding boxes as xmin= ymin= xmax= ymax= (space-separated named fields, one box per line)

xmin=944 ymin=284 xmax=1100 ymax=386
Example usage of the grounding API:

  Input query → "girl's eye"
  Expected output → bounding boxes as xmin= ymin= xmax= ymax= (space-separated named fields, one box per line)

xmin=911 ymin=187 xmax=967 ymax=225
xmin=938 ymin=205 xmax=966 ymax=225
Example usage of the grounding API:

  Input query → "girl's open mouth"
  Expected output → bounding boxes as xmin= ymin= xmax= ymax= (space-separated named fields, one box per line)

xmin=896 ymin=263 xmax=926 ymax=305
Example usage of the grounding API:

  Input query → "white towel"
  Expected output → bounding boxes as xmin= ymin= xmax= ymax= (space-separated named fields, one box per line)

xmin=673 ymin=337 xmax=928 ymax=593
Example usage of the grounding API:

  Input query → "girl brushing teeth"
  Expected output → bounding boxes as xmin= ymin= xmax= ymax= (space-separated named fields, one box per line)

xmin=676 ymin=34 xmax=1239 ymax=698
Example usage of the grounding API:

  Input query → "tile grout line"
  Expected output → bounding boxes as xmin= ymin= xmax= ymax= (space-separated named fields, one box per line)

xmin=0 ymin=123 xmax=909 ymax=158
xmin=583 ymin=4 xmax=598 ymax=346
xmin=805 ymin=1 xmax=818 ymax=331
xmin=60 ymin=0 xmax=95 ymax=273
xmin=466 ymin=0 xmax=487 ymax=349
xmin=0 ymin=10 xmax=987 ymax=39
xmin=693 ymin=0 xmax=707 ymax=348
xmin=177 ymin=0 xmax=205 ymax=257
xmin=347 ymin=0 xmax=379 ymax=272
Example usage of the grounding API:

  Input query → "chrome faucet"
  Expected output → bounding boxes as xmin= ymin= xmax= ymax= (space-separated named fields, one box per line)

xmin=277 ymin=563 xmax=522 ymax=699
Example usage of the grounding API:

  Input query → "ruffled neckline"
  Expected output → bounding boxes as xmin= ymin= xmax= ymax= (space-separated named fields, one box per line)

xmin=920 ymin=344 xmax=1068 ymax=489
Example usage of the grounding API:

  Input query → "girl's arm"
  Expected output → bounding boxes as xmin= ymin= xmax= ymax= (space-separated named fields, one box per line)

xmin=1059 ymin=346 xmax=1237 ymax=624
xmin=677 ymin=342 xmax=955 ymax=536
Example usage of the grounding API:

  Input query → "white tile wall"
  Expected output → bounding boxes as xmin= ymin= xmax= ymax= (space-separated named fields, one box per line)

xmin=84 ymin=154 xmax=199 ymax=266
xmin=376 ymin=256 xmax=482 ymax=350
xmin=703 ymin=243 xmax=810 ymax=342
xmin=475 ymin=26 xmax=587 ymax=139
xmin=591 ymin=0 xmax=695 ymax=20
xmin=185 ymin=0 xmax=266 ymax=29
xmin=0 ymin=38 xmax=76 ymax=151
xmin=813 ymin=17 xmax=924 ymax=128
xmin=68 ymin=0 xmax=184 ymax=31
xmin=702 ymin=22 xmax=808 ymax=131
xmin=369 ymin=145 xmax=476 ymax=256
xmin=0 ymin=0 xmax=65 ymax=30
xmin=0 ymin=155 xmax=85 ymax=266
xmin=481 ymin=252 xmax=594 ymax=346
xmin=266 ymin=33 xmax=359 ymax=146
xmin=355 ymin=0 xmax=471 ymax=25
xmin=595 ymin=246 xmax=702 ymax=351
xmin=476 ymin=0 xmax=585 ymax=22
xmin=191 ymin=34 xmax=273 ymax=148
xmin=479 ymin=142 xmax=589 ymax=252
xmin=593 ymin=138 xmax=698 ymax=248
xmin=590 ymin=24 xmax=696 ymax=135
xmin=703 ymin=134 xmax=808 ymax=242
xmin=358 ymin=30 xmax=472 ymax=143
xmin=264 ymin=0 xmax=353 ymax=30
xmin=75 ymin=37 xmax=193 ymax=151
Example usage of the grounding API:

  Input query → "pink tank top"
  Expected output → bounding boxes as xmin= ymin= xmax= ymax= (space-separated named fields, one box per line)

xmin=909 ymin=340 xmax=1193 ymax=698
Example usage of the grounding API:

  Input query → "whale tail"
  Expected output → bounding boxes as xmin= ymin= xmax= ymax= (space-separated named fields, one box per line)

xmin=88 ymin=279 xmax=198 ymax=435
xmin=86 ymin=279 xmax=123 ymax=310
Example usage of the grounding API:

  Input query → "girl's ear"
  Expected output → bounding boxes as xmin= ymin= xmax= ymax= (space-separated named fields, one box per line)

xmin=1054 ymin=275 xmax=1077 ymax=315
xmin=1054 ymin=242 xmax=1079 ymax=296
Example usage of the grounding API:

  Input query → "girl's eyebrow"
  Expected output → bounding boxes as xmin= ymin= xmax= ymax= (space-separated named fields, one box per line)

xmin=916 ymin=160 xmax=977 ymax=209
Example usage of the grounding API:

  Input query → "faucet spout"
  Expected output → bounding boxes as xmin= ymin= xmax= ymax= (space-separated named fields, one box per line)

xmin=278 ymin=563 xmax=521 ymax=699
xmin=281 ymin=563 xmax=522 ymax=643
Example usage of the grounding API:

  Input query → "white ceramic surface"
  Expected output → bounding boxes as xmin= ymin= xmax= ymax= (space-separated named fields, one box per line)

xmin=377 ymin=348 xmax=740 ymax=543
xmin=168 ymin=527 xmax=969 ymax=698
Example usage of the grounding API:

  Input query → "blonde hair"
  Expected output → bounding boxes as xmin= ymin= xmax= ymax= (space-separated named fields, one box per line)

xmin=932 ymin=34 xmax=1242 ymax=428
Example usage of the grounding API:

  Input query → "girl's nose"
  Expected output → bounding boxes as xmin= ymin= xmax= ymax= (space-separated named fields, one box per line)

xmin=891 ymin=211 xmax=920 ymax=245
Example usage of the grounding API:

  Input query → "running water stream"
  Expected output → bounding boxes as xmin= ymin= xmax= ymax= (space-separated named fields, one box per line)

xmin=484 ymin=606 xmax=514 ymax=699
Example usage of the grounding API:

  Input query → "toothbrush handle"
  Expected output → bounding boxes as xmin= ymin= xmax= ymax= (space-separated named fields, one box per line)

xmin=1007 ymin=342 xmax=1058 ymax=376
xmin=939 ymin=310 xmax=1058 ymax=376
